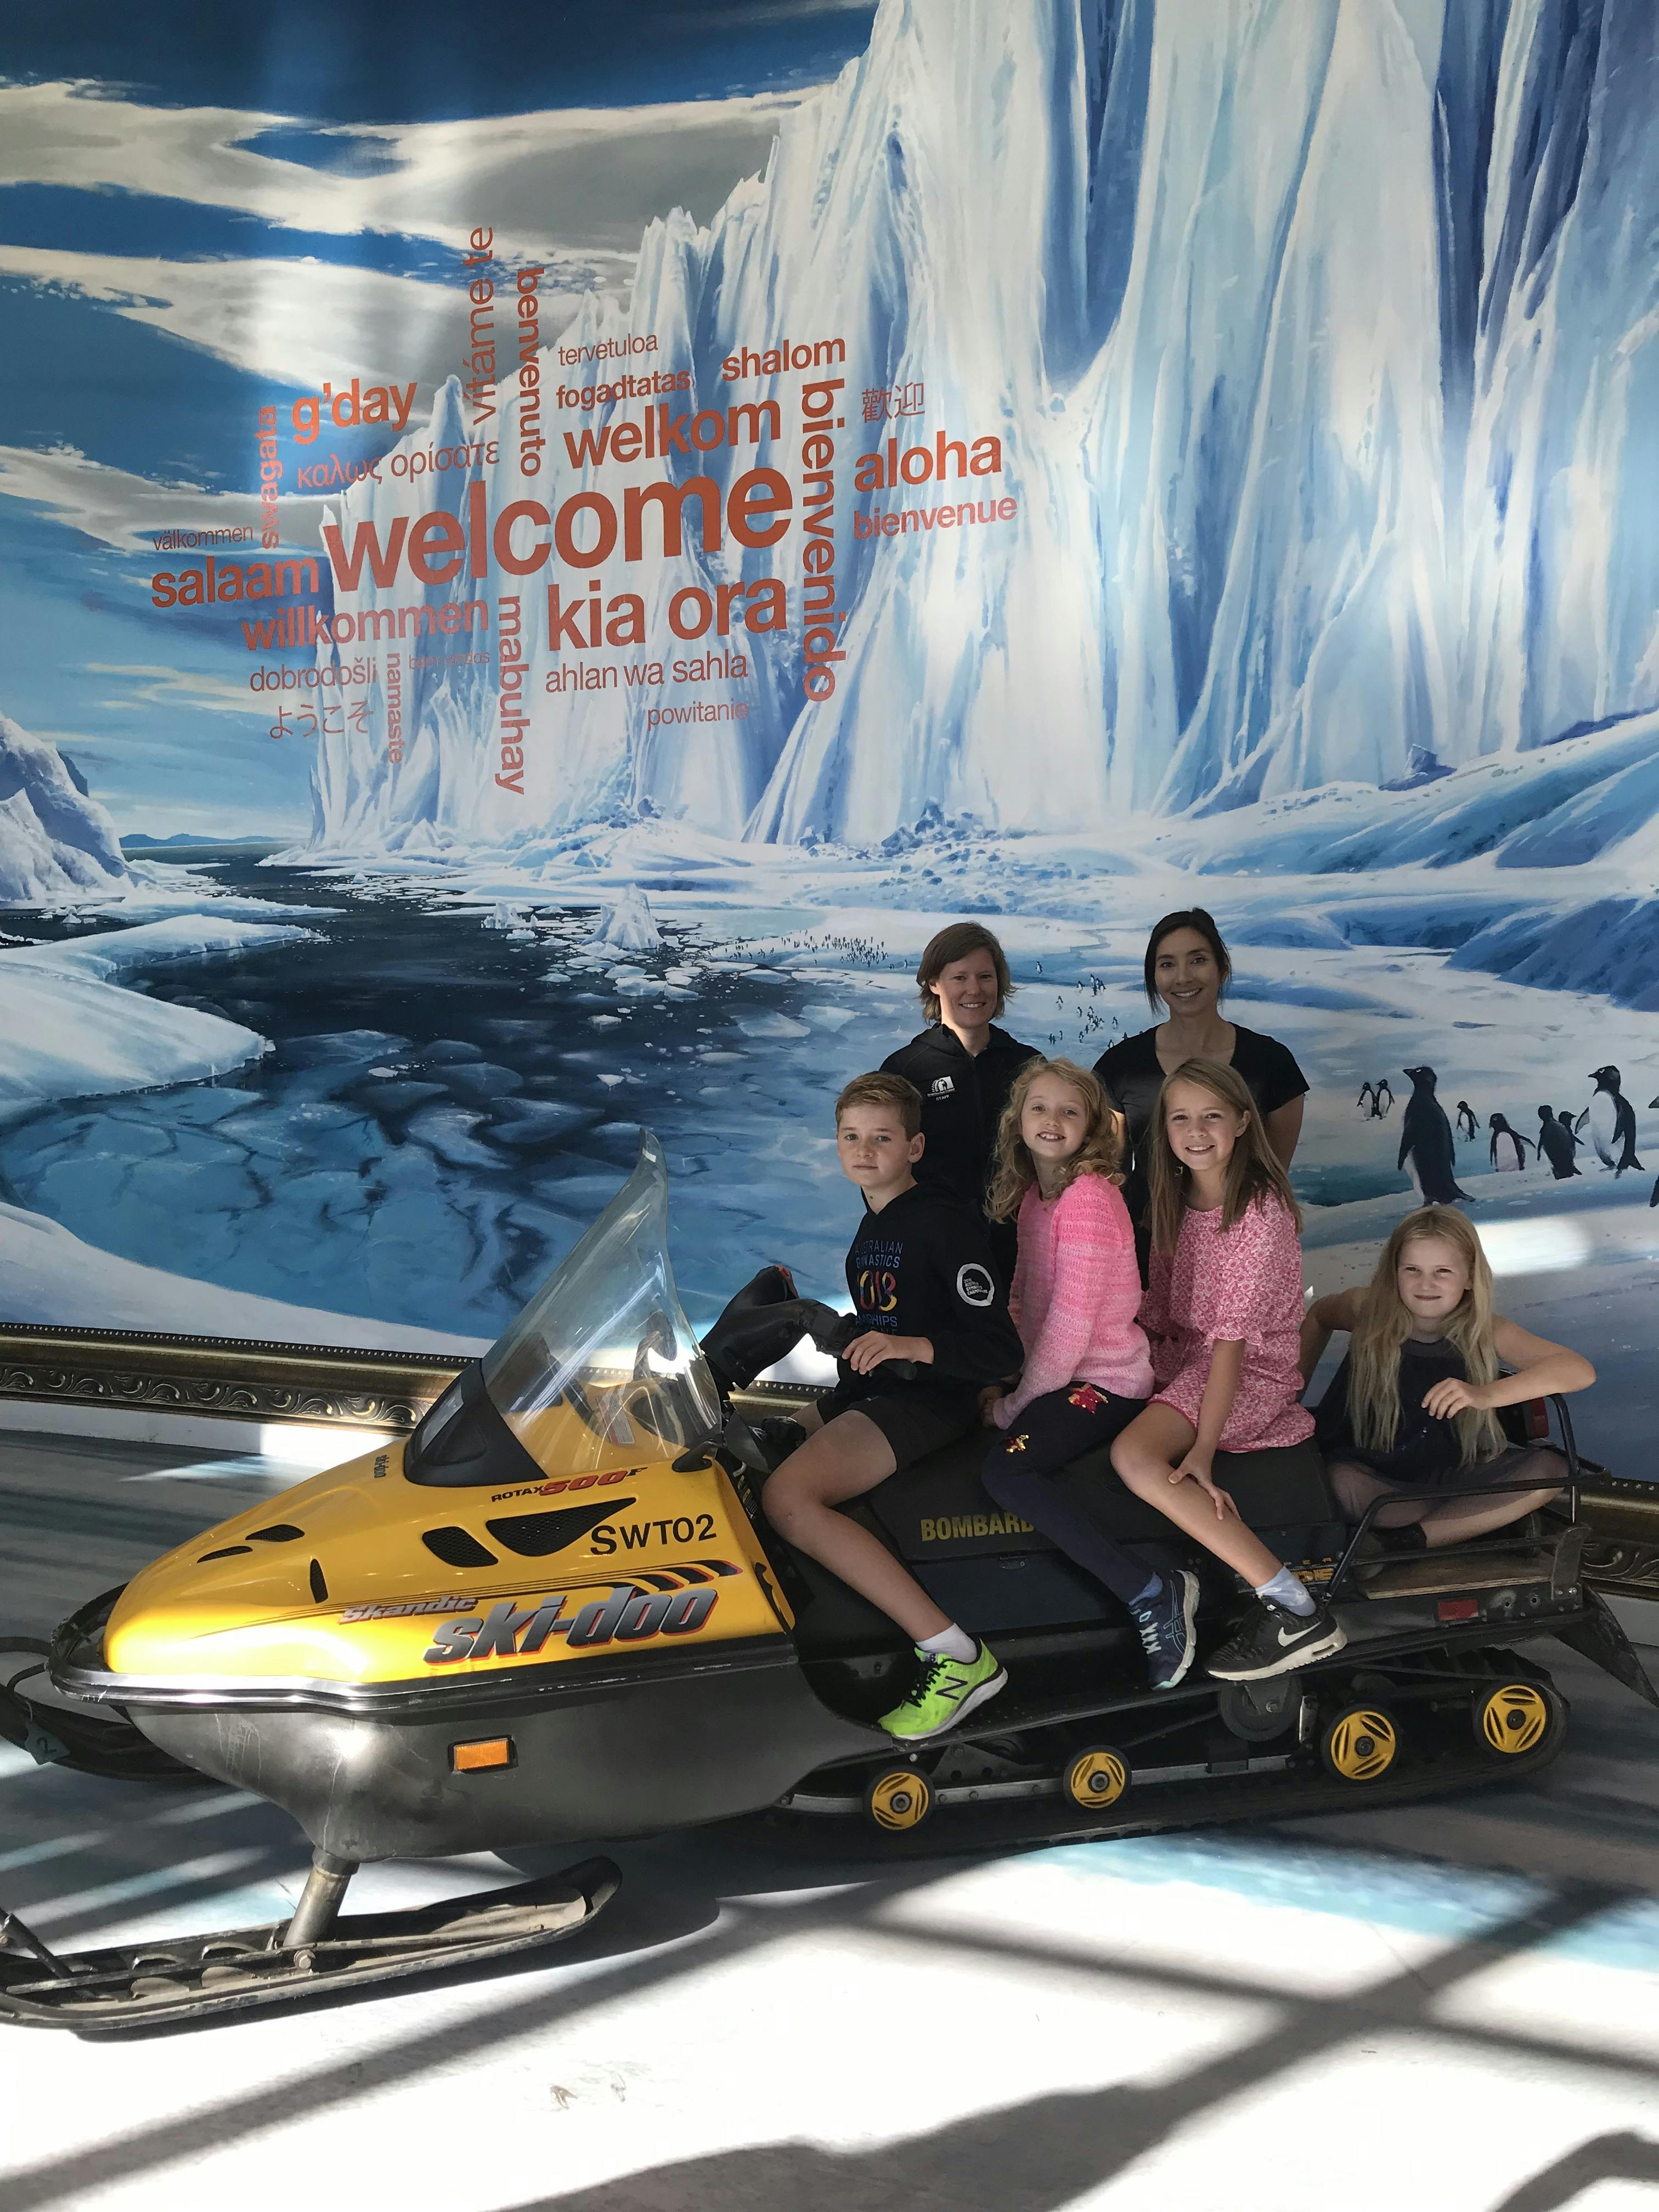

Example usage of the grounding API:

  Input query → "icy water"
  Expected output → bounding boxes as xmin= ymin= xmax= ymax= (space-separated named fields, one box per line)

xmin=0 ymin=860 xmax=928 ymax=1339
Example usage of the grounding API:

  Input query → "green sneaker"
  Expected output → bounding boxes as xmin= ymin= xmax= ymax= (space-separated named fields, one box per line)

xmin=879 ymin=1641 xmax=1007 ymax=1741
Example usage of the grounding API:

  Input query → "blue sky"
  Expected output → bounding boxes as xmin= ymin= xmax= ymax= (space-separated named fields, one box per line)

xmin=0 ymin=2 xmax=878 ymax=835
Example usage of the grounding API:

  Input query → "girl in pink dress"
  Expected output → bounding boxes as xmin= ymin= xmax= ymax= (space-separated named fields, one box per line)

xmin=979 ymin=1059 xmax=1199 ymax=1689
xmin=1110 ymin=1057 xmax=1347 ymax=1683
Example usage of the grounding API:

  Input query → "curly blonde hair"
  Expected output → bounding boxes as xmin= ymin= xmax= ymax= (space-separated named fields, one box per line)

xmin=987 ymin=1058 xmax=1125 ymax=1222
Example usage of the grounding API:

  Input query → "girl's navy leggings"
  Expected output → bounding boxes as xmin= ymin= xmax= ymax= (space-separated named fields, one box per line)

xmin=980 ymin=1383 xmax=1153 ymax=1605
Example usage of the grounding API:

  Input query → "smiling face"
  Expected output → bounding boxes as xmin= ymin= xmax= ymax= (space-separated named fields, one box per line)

xmin=1152 ymin=927 xmax=1222 ymax=1020
xmin=836 ymin=1102 xmax=924 ymax=1203
xmin=1020 ymin=1075 xmax=1090 ymax=1172
xmin=933 ymin=950 xmax=1002 ymax=1034
xmin=1163 ymin=1076 xmax=1247 ymax=1182
xmin=1395 ymin=1234 xmax=1472 ymax=1328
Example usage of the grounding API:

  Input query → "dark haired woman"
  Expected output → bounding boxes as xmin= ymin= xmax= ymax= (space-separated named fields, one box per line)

xmin=882 ymin=923 xmax=1039 ymax=1248
xmin=1093 ymin=909 xmax=1307 ymax=1243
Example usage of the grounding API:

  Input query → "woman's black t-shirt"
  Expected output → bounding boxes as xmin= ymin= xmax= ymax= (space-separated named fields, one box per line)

xmin=1092 ymin=1022 xmax=1308 ymax=1230
xmin=1314 ymin=1336 xmax=1469 ymax=1489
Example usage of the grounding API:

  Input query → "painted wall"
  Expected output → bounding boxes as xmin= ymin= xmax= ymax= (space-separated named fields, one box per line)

xmin=0 ymin=0 xmax=1655 ymax=1459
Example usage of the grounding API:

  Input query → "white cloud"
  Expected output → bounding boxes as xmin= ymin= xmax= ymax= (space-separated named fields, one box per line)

xmin=0 ymin=443 xmax=327 ymax=556
xmin=0 ymin=245 xmax=518 ymax=398
xmin=86 ymin=664 xmax=269 ymax=718
xmin=0 ymin=80 xmax=801 ymax=263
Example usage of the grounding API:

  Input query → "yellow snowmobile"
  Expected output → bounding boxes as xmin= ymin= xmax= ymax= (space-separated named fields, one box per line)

xmin=2 ymin=1133 xmax=1651 ymax=2030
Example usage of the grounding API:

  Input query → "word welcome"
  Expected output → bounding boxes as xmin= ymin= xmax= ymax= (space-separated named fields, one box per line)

xmin=321 ymin=476 xmax=791 ymax=591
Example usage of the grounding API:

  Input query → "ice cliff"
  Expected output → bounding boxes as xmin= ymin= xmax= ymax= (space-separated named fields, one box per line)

xmin=0 ymin=711 xmax=132 ymax=902
xmin=304 ymin=0 xmax=1659 ymax=851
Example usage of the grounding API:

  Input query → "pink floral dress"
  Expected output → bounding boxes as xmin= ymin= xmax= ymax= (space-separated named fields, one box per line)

xmin=1140 ymin=1194 xmax=1313 ymax=1450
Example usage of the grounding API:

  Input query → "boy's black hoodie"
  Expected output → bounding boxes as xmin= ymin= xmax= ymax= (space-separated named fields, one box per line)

xmin=881 ymin=1024 xmax=1039 ymax=1211
xmin=838 ymin=1182 xmax=1022 ymax=1397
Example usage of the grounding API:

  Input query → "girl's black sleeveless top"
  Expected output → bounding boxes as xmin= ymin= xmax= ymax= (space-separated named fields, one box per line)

xmin=1314 ymin=1336 xmax=1469 ymax=1488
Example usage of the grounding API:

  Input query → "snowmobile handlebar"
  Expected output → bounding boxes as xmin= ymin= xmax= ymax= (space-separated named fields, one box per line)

xmin=699 ymin=1281 xmax=917 ymax=1395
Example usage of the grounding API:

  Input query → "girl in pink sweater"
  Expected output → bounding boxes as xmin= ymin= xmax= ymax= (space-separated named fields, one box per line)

xmin=979 ymin=1059 xmax=1199 ymax=1689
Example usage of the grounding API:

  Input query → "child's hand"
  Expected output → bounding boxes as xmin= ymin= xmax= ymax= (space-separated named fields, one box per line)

xmin=1170 ymin=1449 xmax=1238 ymax=1521
xmin=978 ymin=1384 xmax=1006 ymax=1427
xmin=843 ymin=1331 xmax=932 ymax=1375
xmin=1421 ymin=1376 xmax=1488 ymax=1419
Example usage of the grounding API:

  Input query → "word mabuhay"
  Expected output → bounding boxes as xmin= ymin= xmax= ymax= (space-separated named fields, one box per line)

xmin=422 ymin=1583 xmax=718 ymax=1663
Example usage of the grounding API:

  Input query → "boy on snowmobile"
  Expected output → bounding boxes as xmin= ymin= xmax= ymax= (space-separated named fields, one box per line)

xmin=763 ymin=1071 xmax=1022 ymax=1742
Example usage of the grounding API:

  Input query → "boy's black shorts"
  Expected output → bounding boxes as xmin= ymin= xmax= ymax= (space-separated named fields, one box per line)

xmin=817 ymin=1378 xmax=979 ymax=1469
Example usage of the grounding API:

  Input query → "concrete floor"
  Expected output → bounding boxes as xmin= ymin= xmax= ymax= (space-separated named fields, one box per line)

xmin=4 ymin=1427 xmax=1659 ymax=2211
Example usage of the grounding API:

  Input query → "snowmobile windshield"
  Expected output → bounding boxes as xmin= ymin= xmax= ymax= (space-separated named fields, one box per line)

xmin=479 ymin=1130 xmax=721 ymax=1473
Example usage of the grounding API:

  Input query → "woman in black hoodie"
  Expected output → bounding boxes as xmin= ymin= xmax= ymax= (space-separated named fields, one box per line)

xmin=881 ymin=923 xmax=1038 ymax=1265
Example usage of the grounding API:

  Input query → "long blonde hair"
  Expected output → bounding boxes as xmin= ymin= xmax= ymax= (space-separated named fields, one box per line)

xmin=986 ymin=1058 xmax=1124 ymax=1223
xmin=1147 ymin=1057 xmax=1302 ymax=1255
xmin=1348 ymin=1206 xmax=1503 ymax=1465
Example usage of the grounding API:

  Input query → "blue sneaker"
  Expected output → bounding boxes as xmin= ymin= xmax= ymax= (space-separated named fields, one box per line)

xmin=1129 ymin=1570 xmax=1199 ymax=1690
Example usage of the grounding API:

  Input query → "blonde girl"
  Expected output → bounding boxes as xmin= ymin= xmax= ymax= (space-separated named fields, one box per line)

xmin=1300 ymin=1206 xmax=1590 ymax=1550
xmin=1110 ymin=1059 xmax=1347 ymax=1683
xmin=977 ymin=1062 xmax=1198 ymax=1688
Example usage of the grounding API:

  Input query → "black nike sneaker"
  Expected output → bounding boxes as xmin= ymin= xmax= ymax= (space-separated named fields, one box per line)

xmin=1206 ymin=1595 xmax=1347 ymax=1681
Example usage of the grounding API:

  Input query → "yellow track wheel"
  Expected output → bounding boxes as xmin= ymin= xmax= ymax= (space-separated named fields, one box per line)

xmin=1063 ymin=1747 xmax=1130 ymax=1811
xmin=865 ymin=1768 xmax=933 ymax=1832
xmin=1321 ymin=1705 xmax=1399 ymax=1783
xmin=1475 ymin=1681 xmax=1555 ymax=1757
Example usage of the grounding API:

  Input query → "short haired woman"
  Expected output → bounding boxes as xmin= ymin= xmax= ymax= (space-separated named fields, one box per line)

xmin=881 ymin=922 xmax=1040 ymax=1222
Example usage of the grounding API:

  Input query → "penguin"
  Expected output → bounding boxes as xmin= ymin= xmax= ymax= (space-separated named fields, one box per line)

xmin=1357 ymin=1080 xmax=1376 ymax=1117
xmin=1580 ymin=1066 xmax=1642 ymax=1173
xmin=1537 ymin=1105 xmax=1579 ymax=1180
xmin=1488 ymin=1113 xmax=1532 ymax=1172
xmin=1456 ymin=1100 xmax=1477 ymax=1142
xmin=1649 ymin=1097 xmax=1659 ymax=1209
xmin=1398 ymin=1066 xmax=1470 ymax=1202
xmin=1375 ymin=1078 xmax=1395 ymax=1117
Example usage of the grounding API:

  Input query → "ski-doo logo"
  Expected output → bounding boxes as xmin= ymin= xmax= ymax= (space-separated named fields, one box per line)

xmin=489 ymin=1468 xmax=640 ymax=1505
xmin=956 ymin=1263 xmax=995 ymax=1307
xmin=422 ymin=1584 xmax=717 ymax=1663
xmin=929 ymin=1075 xmax=955 ymax=1098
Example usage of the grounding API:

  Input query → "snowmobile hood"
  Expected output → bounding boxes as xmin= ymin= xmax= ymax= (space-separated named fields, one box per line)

xmin=76 ymin=1436 xmax=789 ymax=1707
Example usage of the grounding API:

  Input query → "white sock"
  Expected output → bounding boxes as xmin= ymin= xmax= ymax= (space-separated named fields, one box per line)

xmin=917 ymin=1623 xmax=977 ymax=1662
xmin=1254 ymin=1566 xmax=1316 ymax=1618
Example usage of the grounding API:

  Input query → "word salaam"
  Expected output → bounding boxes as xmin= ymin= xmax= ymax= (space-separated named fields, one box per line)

xmin=151 ymin=557 xmax=320 ymax=608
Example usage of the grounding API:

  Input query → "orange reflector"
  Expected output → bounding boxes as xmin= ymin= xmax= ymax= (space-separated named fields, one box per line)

xmin=451 ymin=1737 xmax=515 ymax=1773
xmin=1438 ymin=1598 xmax=1480 ymax=1622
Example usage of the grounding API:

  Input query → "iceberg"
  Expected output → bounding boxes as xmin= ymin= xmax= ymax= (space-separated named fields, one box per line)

xmin=294 ymin=0 xmax=1659 ymax=859
xmin=590 ymin=884 xmax=661 ymax=951
xmin=0 ymin=709 xmax=131 ymax=902
xmin=0 ymin=918 xmax=311 ymax=1120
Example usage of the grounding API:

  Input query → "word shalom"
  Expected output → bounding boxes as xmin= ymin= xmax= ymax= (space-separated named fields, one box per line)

xmin=292 ymin=381 xmax=416 ymax=442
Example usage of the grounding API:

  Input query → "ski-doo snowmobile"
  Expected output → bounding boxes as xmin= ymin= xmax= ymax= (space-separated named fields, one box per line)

xmin=3 ymin=1133 xmax=1654 ymax=2032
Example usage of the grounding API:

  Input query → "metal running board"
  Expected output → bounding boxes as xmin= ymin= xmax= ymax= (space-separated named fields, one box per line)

xmin=0 ymin=1857 xmax=618 ymax=2033
xmin=1360 ymin=1548 xmax=1546 ymax=1599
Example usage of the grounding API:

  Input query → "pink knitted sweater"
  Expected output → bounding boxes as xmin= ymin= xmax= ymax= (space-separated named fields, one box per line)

xmin=991 ymin=1172 xmax=1154 ymax=1426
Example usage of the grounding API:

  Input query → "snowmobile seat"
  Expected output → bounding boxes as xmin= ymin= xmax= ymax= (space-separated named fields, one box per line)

xmin=862 ymin=1431 xmax=1346 ymax=1636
